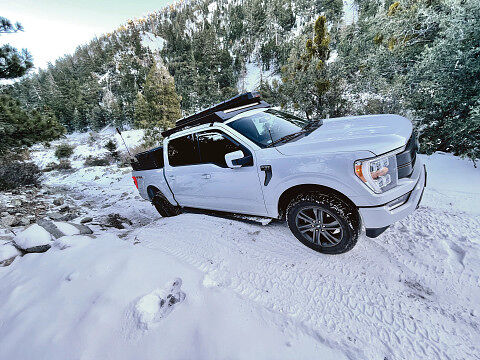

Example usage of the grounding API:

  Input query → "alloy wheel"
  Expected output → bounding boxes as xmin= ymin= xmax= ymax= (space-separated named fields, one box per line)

xmin=295 ymin=206 xmax=343 ymax=247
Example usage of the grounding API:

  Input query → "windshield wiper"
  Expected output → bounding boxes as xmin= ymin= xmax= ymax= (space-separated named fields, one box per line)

xmin=266 ymin=120 xmax=323 ymax=148
xmin=303 ymin=119 xmax=323 ymax=130
xmin=266 ymin=130 xmax=307 ymax=147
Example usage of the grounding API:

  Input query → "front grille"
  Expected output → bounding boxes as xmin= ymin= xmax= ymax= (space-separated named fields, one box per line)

xmin=396 ymin=133 xmax=418 ymax=179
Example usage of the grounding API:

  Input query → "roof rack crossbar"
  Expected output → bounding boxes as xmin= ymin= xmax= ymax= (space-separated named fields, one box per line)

xmin=162 ymin=92 xmax=266 ymax=137
xmin=175 ymin=92 xmax=261 ymax=127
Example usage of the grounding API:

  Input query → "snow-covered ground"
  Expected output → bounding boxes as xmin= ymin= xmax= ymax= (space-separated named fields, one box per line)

xmin=238 ymin=61 xmax=278 ymax=92
xmin=1 ymin=131 xmax=480 ymax=360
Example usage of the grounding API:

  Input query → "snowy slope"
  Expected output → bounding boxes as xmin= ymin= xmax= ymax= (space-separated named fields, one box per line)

xmin=237 ymin=61 xmax=278 ymax=92
xmin=0 ymin=234 xmax=343 ymax=360
xmin=1 ymin=131 xmax=480 ymax=360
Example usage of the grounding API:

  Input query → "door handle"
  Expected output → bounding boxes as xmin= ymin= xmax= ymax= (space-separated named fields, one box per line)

xmin=260 ymin=165 xmax=272 ymax=186
xmin=201 ymin=174 xmax=211 ymax=179
xmin=168 ymin=175 xmax=175 ymax=181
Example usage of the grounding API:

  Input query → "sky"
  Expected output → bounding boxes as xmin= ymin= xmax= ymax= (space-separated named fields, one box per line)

xmin=0 ymin=0 xmax=174 ymax=70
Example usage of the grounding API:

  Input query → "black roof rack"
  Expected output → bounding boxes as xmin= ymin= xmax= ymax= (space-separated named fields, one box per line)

xmin=162 ymin=92 xmax=270 ymax=137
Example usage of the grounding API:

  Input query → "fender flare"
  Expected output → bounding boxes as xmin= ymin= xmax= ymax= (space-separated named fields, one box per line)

xmin=268 ymin=175 xmax=361 ymax=218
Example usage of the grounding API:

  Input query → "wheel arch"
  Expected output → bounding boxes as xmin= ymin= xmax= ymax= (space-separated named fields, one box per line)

xmin=146 ymin=185 xmax=162 ymax=201
xmin=277 ymin=184 xmax=357 ymax=220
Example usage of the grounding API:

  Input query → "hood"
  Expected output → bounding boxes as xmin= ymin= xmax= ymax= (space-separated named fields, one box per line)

xmin=276 ymin=114 xmax=412 ymax=156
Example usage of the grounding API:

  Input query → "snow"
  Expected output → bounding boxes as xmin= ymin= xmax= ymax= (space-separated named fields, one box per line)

xmin=206 ymin=2 xmax=217 ymax=23
xmin=421 ymin=152 xmax=480 ymax=214
xmin=0 ymin=244 xmax=20 ymax=263
xmin=13 ymin=224 xmax=52 ymax=250
xmin=140 ymin=32 xmax=166 ymax=53
xmin=0 ymin=233 xmax=343 ymax=360
xmin=133 ymin=278 xmax=186 ymax=330
xmin=53 ymin=221 xmax=82 ymax=236
xmin=1 ymin=129 xmax=480 ymax=359
xmin=238 ymin=62 xmax=278 ymax=92
xmin=53 ymin=235 xmax=94 ymax=250
xmin=29 ymin=127 xmax=144 ymax=169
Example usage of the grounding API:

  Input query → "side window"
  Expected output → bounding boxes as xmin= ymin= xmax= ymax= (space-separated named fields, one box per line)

xmin=197 ymin=131 xmax=251 ymax=167
xmin=168 ymin=134 xmax=200 ymax=167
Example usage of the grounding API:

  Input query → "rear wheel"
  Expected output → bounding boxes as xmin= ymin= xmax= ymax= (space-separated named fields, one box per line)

xmin=148 ymin=188 xmax=181 ymax=217
xmin=286 ymin=192 xmax=359 ymax=254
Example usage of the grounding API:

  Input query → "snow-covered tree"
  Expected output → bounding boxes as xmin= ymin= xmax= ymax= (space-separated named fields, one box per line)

xmin=280 ymin=16 xmax=339 ymax=119
xmin=134 ymin=61 xmax=181 ymax=146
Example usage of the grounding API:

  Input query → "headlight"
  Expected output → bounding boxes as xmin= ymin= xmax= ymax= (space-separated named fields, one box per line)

xmin=354 ymin=154 xmax=398 ymax=193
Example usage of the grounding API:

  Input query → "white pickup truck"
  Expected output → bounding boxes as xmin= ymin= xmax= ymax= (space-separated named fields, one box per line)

xmin=131 ymin=92 xmax=426 ymax=254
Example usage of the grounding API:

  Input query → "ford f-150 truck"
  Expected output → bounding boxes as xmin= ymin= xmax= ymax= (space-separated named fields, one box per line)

xmin=131 ymin=92 xmax=426 ymax=254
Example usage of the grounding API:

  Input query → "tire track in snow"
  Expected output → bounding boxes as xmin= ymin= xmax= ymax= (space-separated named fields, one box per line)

xmin=63 ymin=175 xmax=480 ymax=360
xmin=131 ymin=207 xmax=480 ymax=360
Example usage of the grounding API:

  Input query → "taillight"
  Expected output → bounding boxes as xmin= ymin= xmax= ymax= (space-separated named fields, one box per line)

xmin=132 ymin=176 xmax=138 ymax=189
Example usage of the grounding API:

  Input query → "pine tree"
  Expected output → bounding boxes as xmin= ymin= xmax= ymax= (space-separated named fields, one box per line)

xmin=0 ymin=95 xmax=65 ymax=156
xmin=104 ymin=139 xmax=120 ymax=161
xmin=404 ymin=0 xmax=480 ymax=160
xmin=280 ymin=16 xmax=335 ymax=119
xmin=134 ymin=92 xmax=150 ymax=129
xmin=72 ymin=108 xmax=83 ymax=131
xmin=134 ymin=61 xmax=181 ymax=146
xmin=0 ymin=17 xmax=33 ymax=79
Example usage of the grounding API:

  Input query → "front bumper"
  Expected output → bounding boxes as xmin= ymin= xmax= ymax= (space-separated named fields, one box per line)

xmin=359 ymin=163 xmax=426 ymax=229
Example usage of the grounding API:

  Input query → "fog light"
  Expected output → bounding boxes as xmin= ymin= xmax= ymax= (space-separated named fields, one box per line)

xmin=387 ymin=192 xmax=410 ymax=210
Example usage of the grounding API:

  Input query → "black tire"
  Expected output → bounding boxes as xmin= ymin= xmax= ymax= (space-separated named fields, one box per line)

xmin=286 ymin=192 xmax=360 ymax=254
xmin=149 ymin=189 xmax=181 ymax=217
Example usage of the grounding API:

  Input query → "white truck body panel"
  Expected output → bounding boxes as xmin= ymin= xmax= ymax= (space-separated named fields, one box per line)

xmin=132 ymin=108 xmax=425 ymax=231
xmin=276 ymin=114 xmax=412 ymax=156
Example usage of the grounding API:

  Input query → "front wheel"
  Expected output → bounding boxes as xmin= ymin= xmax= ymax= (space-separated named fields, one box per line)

xmin=286 ymin=192 xmax=360 ymax=254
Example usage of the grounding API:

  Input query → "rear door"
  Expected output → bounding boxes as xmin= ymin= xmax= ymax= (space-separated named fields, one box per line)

xmin=163 ymin=133 xmax=202 ymax=206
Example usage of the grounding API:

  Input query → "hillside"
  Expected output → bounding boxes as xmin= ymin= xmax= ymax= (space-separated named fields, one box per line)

xmin=4 ymin=0 xmax=342 ymax=131
xmin=3 ymin=0 xmax=479 ymax=162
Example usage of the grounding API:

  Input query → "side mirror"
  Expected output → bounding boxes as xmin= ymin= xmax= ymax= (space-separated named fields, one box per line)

xmin=225 ymin=150 xmax=245 ymax=169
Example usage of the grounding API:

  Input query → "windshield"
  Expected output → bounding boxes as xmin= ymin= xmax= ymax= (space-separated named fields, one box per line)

xmin=227 ymin=109 xmax=311 ymax=148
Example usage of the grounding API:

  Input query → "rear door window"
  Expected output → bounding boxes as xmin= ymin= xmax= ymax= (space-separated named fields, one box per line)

xmin=168 ymin=134 xmax=200 ymax=167
xmin=197 ymin=131 xmax=251 ymax=167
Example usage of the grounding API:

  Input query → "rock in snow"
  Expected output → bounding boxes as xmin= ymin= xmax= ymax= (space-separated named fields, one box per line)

xmin=0 ymin=244 xmax=21 ymax=266
xmin=11 ymin=221 xmax=94 ymax=254
xmin=80 ymin=216 xmax=93 ymax=224
xmin=134 ymin=278 xmax=186 ymax=330
xmin=13 ymin=224 xmax=53 ymax=253
xmin=1 ymin=214 xmax=17 ymax=227
xmin=36 ymin=219 xmax=93 ymax=239
xmin=54 ymin=221 xmax=93 ymax=236
xmin=53 ymin=198 xmax=64 ymax=206
xmin=46 ymin=212 xmax=64 ymax=221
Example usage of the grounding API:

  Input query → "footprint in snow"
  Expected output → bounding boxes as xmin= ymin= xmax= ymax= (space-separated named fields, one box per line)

xmin=133 ymin=278 xmax=186 ymax=330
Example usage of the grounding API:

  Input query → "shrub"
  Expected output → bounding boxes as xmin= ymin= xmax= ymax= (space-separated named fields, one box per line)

xmin=84 ymin=156 xmax=110 ymax=167
xmin=6 ymin=148 xmax=31 ymax=162
xmin=57 ymin=159 xmax=72 ymax=170
xmin=117 ymin=153 xmax=132 ymax=168
xmin=0 ymin=161 xmax=42 ymax=190
xmin=104 ymin=139 xmax=120 ymax=161
xmin=43 ymin=162 xmax=58 ymax=172
xmin=87 ymin=132 xmax=100 ymax=146
xmin=132 ymin=143 xmax=149 ymax=155
xmin=43 ymin=160 xmax=72 ymax=172
xmin=55 ymin=143 xmax=74 ymax=159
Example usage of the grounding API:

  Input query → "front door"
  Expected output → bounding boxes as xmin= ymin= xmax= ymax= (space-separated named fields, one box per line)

xmin=165 ymin=130 xmax=267 ymax=216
